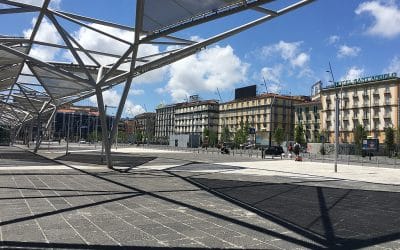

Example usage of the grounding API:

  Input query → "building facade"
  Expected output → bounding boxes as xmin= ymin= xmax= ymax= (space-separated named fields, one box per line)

xmin=134 ymin=112 xmax=156 ymax=140
xmin=294 ymin=101 xmax=322 ymax=143
xmin=54 ymin=105 xmax=101 ymax=142
xmin=218 ymin=93 xmax=308 ymax=145
xmin=174 ymin=100 xmax=219 ymax=136
xmin=155 ymin=104 xmax=177 ymax=142
xmin=320 ymin=74 xmax=399 ymax=143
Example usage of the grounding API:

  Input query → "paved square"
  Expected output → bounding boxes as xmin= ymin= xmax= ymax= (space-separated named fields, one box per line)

xmin=1 ymin=145 xmax=400 ymax=249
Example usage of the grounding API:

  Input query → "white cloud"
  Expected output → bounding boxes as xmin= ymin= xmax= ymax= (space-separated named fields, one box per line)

xmin=341 ymin=66 xmax=365 ymax=81
xmin=166 ymin=45 xmax=248 ymax=102
xmin=356 ymin=0 xmax=400 ymax=38
xmin=384 ymin=55 xmax=400 ymax=73
xmin=69 ymin=24 xmax=167 ymax=84
xmin=337 ymin=45 xmax=361 ymax=58
xmin=155 ymin=88 xmax=165 ymax=94
xmin=291 ymin=52 xmax=310 ymax=67
xmin=261 ymin=41 xmax=310 ymax=68
xmin=23 ymin=18 xmax=62 ymax=61
xmin=260 ymin=65 xmax=283 ymax=84
xmin=89 ymin=89 xmax=120 ymax=107
xmin=125 ymin=102 xmax=145 ymax=117
xmin=88 ymin=89 xmax=145 ymax=117
xmin=327 ymin=35 xmax=340 ymax=45
xmin=129 ymin=89 xmax=144 ymax=96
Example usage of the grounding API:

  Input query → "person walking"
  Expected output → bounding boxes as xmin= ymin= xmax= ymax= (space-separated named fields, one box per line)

xmin=288 ymin=143 xmax=293 ymax=159
xmin=294 ymin=142 xmax=301 ymax=161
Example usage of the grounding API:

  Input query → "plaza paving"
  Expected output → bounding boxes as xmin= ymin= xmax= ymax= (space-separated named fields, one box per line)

xmin=1 ymin=145 xmax=400 ymax=249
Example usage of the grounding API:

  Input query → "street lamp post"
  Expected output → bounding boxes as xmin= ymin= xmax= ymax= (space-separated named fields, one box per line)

xmin=66 ymin=113 xmax=71 ymax=155
xmin=327 ymin=62 xmax=338 ymax=173
xmin=269 ymin=94 xmax=276 ymax=147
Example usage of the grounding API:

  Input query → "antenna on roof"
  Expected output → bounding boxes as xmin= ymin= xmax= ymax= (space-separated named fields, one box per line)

xmin=262 ymin=76 xmax=268 ymax=93
xmin=216 ymin=88 xmax=223 ymax=102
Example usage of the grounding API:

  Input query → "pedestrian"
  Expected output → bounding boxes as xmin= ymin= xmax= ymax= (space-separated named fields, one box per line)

xmin=288 ymin=143 xmax=293 ymax=158
xmin=294 ymin=142 xmax=300 ymax=155
xmin=294 ymin=142 xmax=301 ymax=161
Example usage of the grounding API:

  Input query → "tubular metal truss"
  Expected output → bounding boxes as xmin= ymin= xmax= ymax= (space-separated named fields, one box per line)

xmin=0 ymin=0 xmax=315 ymax=166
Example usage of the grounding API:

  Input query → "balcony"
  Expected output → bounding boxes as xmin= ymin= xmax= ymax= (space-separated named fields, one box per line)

xmin=385 ymin=101 xmax=391 ymax=106
xmin=363 ymin=116 xmax=369 ymax=120
xmin=343 ymin=115 xmax=349 ymax=121
xmin=384 ymin=113 xmax=391 ymax=119
xmin=353 ymin=93 xmax=359 ymax=98
xmin=384 ymin=89 xmax=391 ymax=95
xmin=373 ymin=90 xmax=379 ymax=96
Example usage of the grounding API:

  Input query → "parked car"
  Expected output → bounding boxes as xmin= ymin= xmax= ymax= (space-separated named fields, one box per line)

xmin=264 ymin=146 xmax=284 ymax=159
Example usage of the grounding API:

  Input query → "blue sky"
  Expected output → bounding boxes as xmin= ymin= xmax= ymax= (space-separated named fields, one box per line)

xmin=1 ymin=0 xmax=400 ymax=117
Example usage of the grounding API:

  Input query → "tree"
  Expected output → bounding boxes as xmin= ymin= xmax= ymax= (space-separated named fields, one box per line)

xmin=88 ymin=131 xmax=101 ymax=143
xmin=320 ymin=129 xmax=329 ymax=143
xmin=294 ymin=124 xmax=306 ymax=145
xmin=273 ymin=127 xmax=285 ymax=146
xmin=135 ymin=131 xmax=143 ymax=144
xmin=353 ymin=124 xmax=366 ymax=155
xmin=234 ymin=121 xmax=248 ymax=148
xmin=220 ymin=125 xmax=231 ymax=143
xmin=243 ymin=121 xmax=250 ymax=142
xmin=208 ymin=130 xmax=217 ymax=147
xmin=117 ymin=131 xmax=127 ymax=143
xmin=384 ymin=127 xmax=395 ymax=157
xmin=203 ymin=128 xmax=210 ymax=138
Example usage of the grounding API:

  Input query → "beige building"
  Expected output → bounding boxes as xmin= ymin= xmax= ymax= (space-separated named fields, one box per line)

xmin=320 ymin=73 xmax=399 ymax=143
xmin=218 ymin=93 xmax=308 ymax=145
xmin=294 ymin=101 xmax=322 ymax=143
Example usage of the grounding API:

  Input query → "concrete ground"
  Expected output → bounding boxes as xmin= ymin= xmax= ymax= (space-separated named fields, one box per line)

xmin=1 ymin=145 xmax=400 ymax=249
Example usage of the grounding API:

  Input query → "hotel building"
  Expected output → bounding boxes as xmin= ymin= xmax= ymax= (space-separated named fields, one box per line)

xmin=320 ymin=73 xmax=399 ymax=143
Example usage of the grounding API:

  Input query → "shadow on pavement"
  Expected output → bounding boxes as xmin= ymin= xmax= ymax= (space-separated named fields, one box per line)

xmin=55 ymin=152 xmax=156 ymax=169
xmin=0 ymin=148 xmax=56 ymax=166
xmin=179 ymin=175 xmax=400 ymax=249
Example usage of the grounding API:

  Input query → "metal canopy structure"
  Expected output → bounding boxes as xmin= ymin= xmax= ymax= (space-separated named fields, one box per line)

xmin=0 ymin=0 xmax=315 ymax=167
